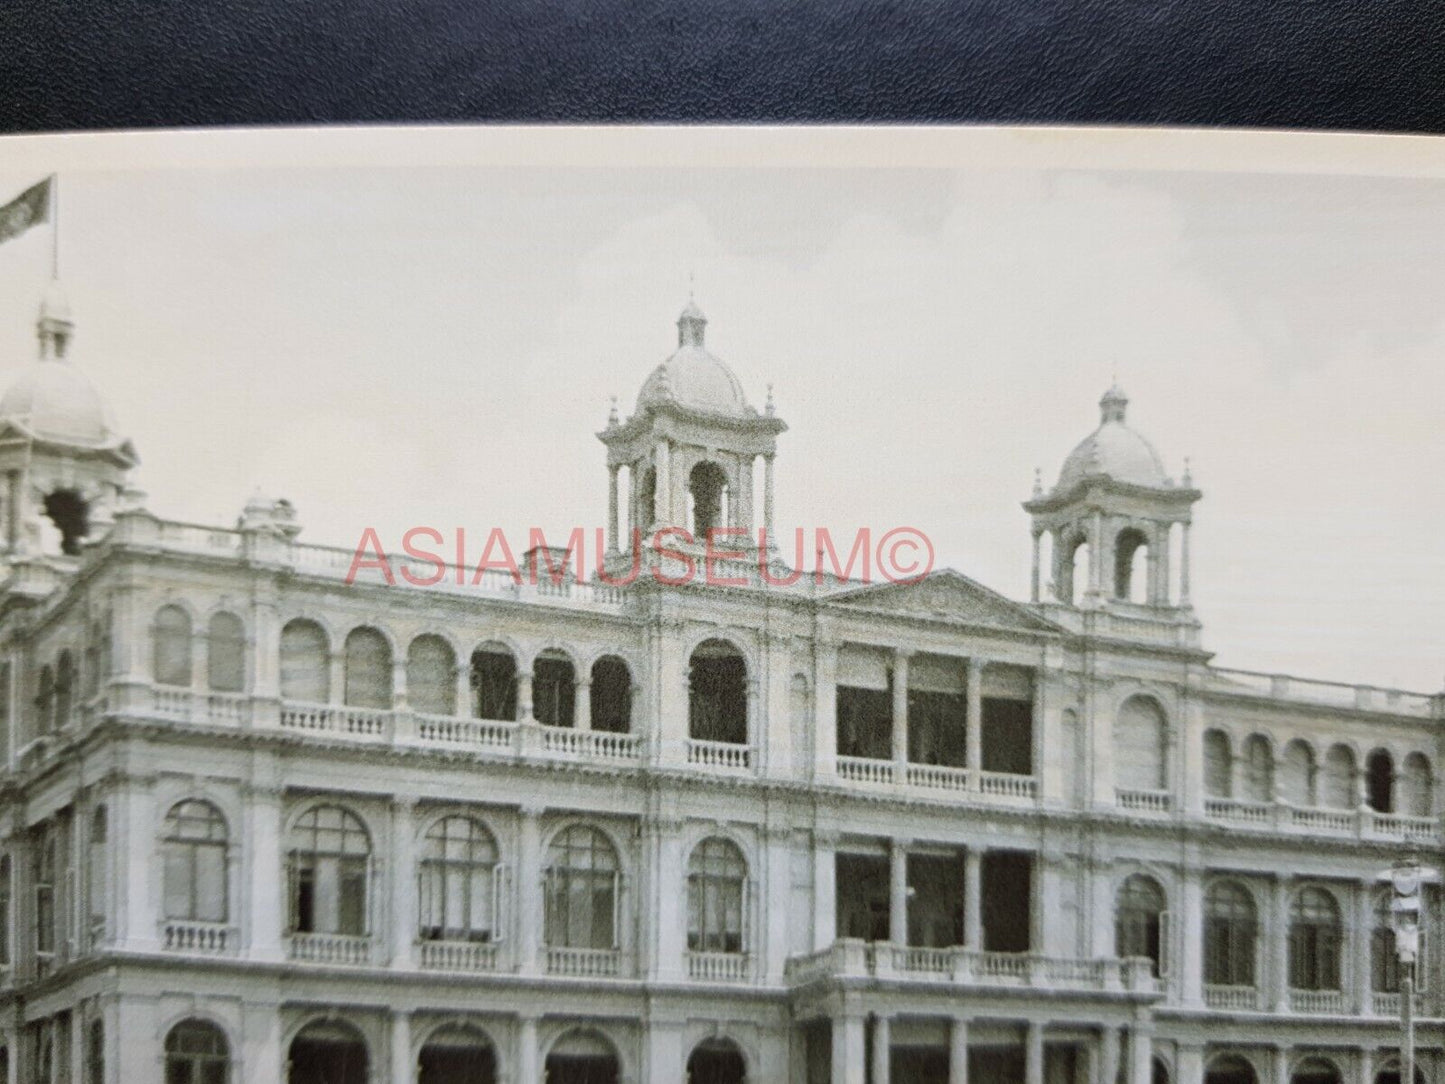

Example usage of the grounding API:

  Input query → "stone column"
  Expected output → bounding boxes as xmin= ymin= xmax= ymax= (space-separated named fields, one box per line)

xmin=763 ymin=453 xmax=776 ymax=544
xmin=653 ymin=440 xmax=670 ymax=528
xmin=1358 ymin=1046 xmax=1374 ymax=1084
xmin=646 ymin=1020 xmax=684 ymax=1084
xmin=965 ymin=849 xmax=983 ymax=948
xmin=516 ymin=1015 xmax=539 ymax=1084
xmin=455 ymin=657 xmax=472 ymax=718
xmin=1099 ymin=1027 xmax=1121 ymax=1084
xmin=241 ymin=1000 xmax=283 ymax=1084
xmin=391 ymin=1010 xmax=413 ymax=1084
xmin=607 ymin=464 xmax=620 ymax=554
xmin=392 ymin=655 xmax=408 ymax=712
xmin=1272 ymin=876 xmax=1292 ymax=1012
xmin=1146 ymin=523 xmax=1164 ymax=605
xmin=872 ymin=1015 xmax=892 ymax=1084
xmin=1026 ymin=1023 xmax=1045 ymax=1084
xmin=328 ymin=650 xmax=345 ymax=705
xmin=1180 ymin=521 xmax=1192 ymax=604
xmin=814 ymin=832 xmax=838 ymax=950
xmin=813 ymin=638 xmax=839 ymax=780
xmin=1128 ymin=1023 xmax=1153 ymax=1084
xmin=950 ymin=1017 xmax=969 ymax=1084
xmin=390 ymin=797 xmax=417 ymax=969
xmin=1180 ymin=865 xmax=1205 ymax=1008
xmin=892 ymin=650 xmax=911 ymax=776
xmin=516 ymin=806 xmax=543 ymax=974
xmin=832 ymin=1008 xmax=866 ymax=1084
xmin=738 ymin=453 xmax=756 ymax=534
xmin=1088 ymin=510 xmax=1105 ymax=600
xmin=1354 ymin=879 xmax=1373 ymax=1015
xmin=1030 ymin=530 xmax=1042 ymax=603
xmin=890 ymin=840 xmax=910 ymax=946
xmin=762 ymin=823 xmax=792 ymax=984
xmin=965 ymin=658 xmax=984 ymax=780
xmin=653 ymin=825 xmax=685 ymax=981
xmin=117 ymin=781 xmax=158 ymax=952
xmin=245 ymin=781 xmax=285 ymax=961
xmin=1177 ymin=1044 xmax=1205 ymax=1084
xmin=516 ymin=667 xmax=534 ymax=722
xmin=575 ymin=679 xmax=592 ymax=731
xmin=1271 ymin=1045 xmax=1290 ymax=1084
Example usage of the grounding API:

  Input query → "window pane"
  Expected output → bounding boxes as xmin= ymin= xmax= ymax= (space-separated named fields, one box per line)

xmin=163 ymin=845 xmax=193 ymax=919
xmin=196 ymin=846 xmax=226 ymax=922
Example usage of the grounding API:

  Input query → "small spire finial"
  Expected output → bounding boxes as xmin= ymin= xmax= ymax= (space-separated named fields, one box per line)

xmin=1100 ymin=382 xmax=1128 ymax=424
xmin=1032 ymin=467 xmax=1043 ymax=497
xmin=1182 ymin=456 xmax=1193 ymax=486
xmin=765 ymin=383 xmax=775 ymax=416
xmin=606 ymin=395 xmax=619 ymax=428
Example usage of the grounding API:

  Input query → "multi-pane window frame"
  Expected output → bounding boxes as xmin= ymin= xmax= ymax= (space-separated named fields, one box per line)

xmin=206 ymin=612 xmax=246 ymax=694
xmin=33 ymin=825 xmax=58 ymax=971
xmin=1203 ymin=880 xmax=1257 ymax=988
xmin=417 ymin=816 xmax=506 ymax=945
xmin=686 ymin=837 xmax=749 ymax=955
xmin=162 ymin=800 xmax=230 ymax=925
xmin=153 ymin=605 xmax=193 ymax=688
xmin=164 ymin=1018 xmax=230 ymax=1084
xmin=1288 ymin=886 xmax=1343 ymax=992
xmin=543 ymin=825 xmax=621 ymax=952
xmin=87 ymin=805 xmax=108 ymax=949
xmin=1115 ymin=874 xmax=1170 ymax=979
xmin=286 ymin=806 xmax=372 ymax=938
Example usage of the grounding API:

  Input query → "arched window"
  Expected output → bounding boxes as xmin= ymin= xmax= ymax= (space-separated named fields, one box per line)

xmin=279 ymin=619 xmax=329 ymax=703
xmin=1321 ymin=745 xmax=1355 ymax=810
xmin=83 ymin=621 xmax=101 ymax=699
xmin=406 ymin=635 xmax=456 ymax=717
xmin=533 ymin=649 xmax=576 ymax=728
xmin=1371 ymin=889 xmax=1401 ymax=994
xmin=689 ymin=460 xmax=730 ymax=539
xmin=1289 ymin=887 xmax=1342 ymax=991
xmin=1060 ymin=533 xmax=1090 ymax=606
xmin=35 ymin=664 xmax=54 ymax=735
xmin=418 ymin=817 xmax=500 ymax=944
xmin=288 ymin=1020 xmax=366 ymax=1084
xmin=0 ymin=855 xmax=11 ymax=969
xmin=1115 ymin=874 xmax=1167 ymax=977
xmin=688 ymin=640 xmax=747 ymax=745
xmin=1115 ymin=696 xmax=1167 ymax=791
xmin=206 ymin=613 xmax=245 ymax=693
xmin=343 ymin=627 xmax=392 ymax=709
xmin=33 ymin=828 xmax=56 ymax=958
xmin=418 ymin=1025 xmax=496 ymax=1084
xmin=88 ymin=806 xmax=107 ymax=937
xmin=86 ymin=1019 xmax=102 ymax=1084
xmin=590 ymin=656 xmax=632 ymax=734
xmin=1204 ymin=881 xmax=1256 ymax=987
xmin=1205 ymin=1055 xmax=1258 ymax=1084
xmin=688 ymin=838 xmax=747 ymax=954
xmin=162 ymin=800 xmax=228 ymax=923
xmin=153 ymin=605 xmax=193 ymax=687
xmin=634 ymin=466 xmax=656 ymax=531
xmin=1203 ymin=730 xmax=1232 ymax=798
xmin=1280 ymin=740 xmax=1315 ymax=806
xmin=1375 ymin=1058 xmax=1427 ymax=1084
xmin=287 ymin=806 xmax=370 ymax=937
xmin=545 ymin=1030 xmax=619 ymax=1084
xmin=1400 ymin=753 xmax=1432 ymax=818
xmin=544 ymin=826 xmax=619 ymax=950
xmin=1114 ymin=527 xmax=1149 ymax=602
xmin=470 ymin=645 xmax=517 ymax=721
xmin=1365 ymin=749 xmax=1394 ymax=813
xmin=1242 ymin=735 xmax=1273 ymax=802
xmin=1291 ymin=1057 xmax=1343 ymax=1084
xmin=688 ymin=1037 xmax=746 ymax=1084
xmin=54 ymin=652 xmax=74 ymax=729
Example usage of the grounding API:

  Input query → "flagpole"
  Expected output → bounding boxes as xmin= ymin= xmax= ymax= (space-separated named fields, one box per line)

xmin=50 ymin=173 xmax=58 ymax=279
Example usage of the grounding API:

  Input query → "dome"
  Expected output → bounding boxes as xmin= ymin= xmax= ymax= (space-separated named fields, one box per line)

xmin=635 ymin=302 xmax=751 ymax=417
xmin=1054 ymin=384 xmax=1168 ymax=492
xmin=0 ymin=361 xmax=117 ymax=446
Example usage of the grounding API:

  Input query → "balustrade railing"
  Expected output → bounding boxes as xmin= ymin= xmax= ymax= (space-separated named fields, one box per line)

xmin=1372 ymin=992 xmax=1402 ymax=1016
xmin=904 ymin=763 xmax=970 ymax=792
xmin=1116 ymin=789 xmax=1172 ymax=814
xmin=288 ymin=932 xmax=373 ymax=966
xmin=687 ymin=951 xmax=751 ymax=982
xmin=545 ymin=946 xmax=623 ymax=977
xmin=977 ymin=771 xmax=1037 ymax=800
xmin=1204 ymin=984 xmax=1259 ymax=1011
xmin=1290 ymin=989 xmax=1346 ymax=1014
xmin=686 ymin=739 xmax=752 ymax=771
xmin=836 ymin=756 xmax=894 ymax=785
xmin=542 ymin=728 xmax=640 ymax=761
xmin=418 ymin=939 xmax=499 ymax=972
xmin=163 ymin=920 xmax=233 ymax=954
xmin=412 ymin=714 xmax=517 ymax=751
xmin=1203 ymin=798 xmax=1272 ymax=825
xmin=279 ymin=703 xmax=391 ymax=739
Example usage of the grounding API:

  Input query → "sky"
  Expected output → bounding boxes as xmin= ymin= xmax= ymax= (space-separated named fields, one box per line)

xmin=0 ymin=148 xmax=1441 ymax=692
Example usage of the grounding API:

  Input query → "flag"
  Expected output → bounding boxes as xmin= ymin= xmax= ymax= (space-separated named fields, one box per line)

xmin=0 ymin=178 xmax=51 ymax=246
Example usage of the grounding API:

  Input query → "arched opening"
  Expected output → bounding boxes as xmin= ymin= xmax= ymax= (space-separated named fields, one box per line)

xmin=1374 ymin=1058 xmax=1427 ymax=1084
xmin=419 ymin=816 xmax=499 ymax=944
xmin=288 ymin=1019 xmax=367 ymax=1084
xmin=1366 ymin=749 xmax=1394 ymax=813
xmin=35 ymin=663 xmax=54 ymax=734
xmin=1203 ymin=730 xmax=1232 ymax=798
xmin=1114 ymin=527 xmax=1149 ymax=602
xmin=1289 ymin=888 xmax=1342 ymax=992
xmin=545 ymin=1030 xmax=619 ymax=1084
xmin=635 ymin=466 xmax=656 ymax=531
xmin=86 ymin=1019 xmax=103 ymax=1084
xmin=689 ymin=460 xmax=730 ymax=540
xmin=279 ymin=619 xmax=329 ymax=703
xmin=689 ymin=640 xmax=747 ymax=745
xmin=343 ymin=627 xmax=392 ymax=709
xmin=1242 ymin=735 xmax=1273 ymax=802
xmin=154 ymin=605 xmax=193 ymax=687
xmin=1061 ymin=533 xmax=1090 ymax=605
xmin=54 ymin=651 xmax=73 ymax=729
xmin=165 ymin=1018 xmax=230 ymax=1084
xmin=207 ymin=612 xmax=246 ymax=693
xmin=589 ymin=656 xmax=631 ymax=733
xmin=1401 ymin=752 xmax=1432 ymax=817
xmin=1322 ymin=745 xmax=1356 ymax=810
xmin=1280 ymin=740 xmax=1315 ymax=806
xmin=1205 ymin=1054 xmax=1258 ymax=1084
xmin=163 ymin=800 xmax=228 ymax=924
xmin=417 ymin=1024 xmax=497 ymax=1084
xmin=42 ymin=488 xmax=88 ymax=555
xmin=687 ymin=1037 xmax=746 ymax=1084
xmin=287 ymin=806 xmax=371 ymax=937
xmin=1154 ymin=1057 xmax=1171 ymax=1084
xmin=1114 ymin=696 xmax=1167 ymax=792
xmin=544 ymin=826 xmax=619 ymax=951
xmin=88 ymin=805 xmax=107 ymax=933
xmin=533 ymin=649 xmax=576 ymax=728
xmin=1115 ymin=874 xmax=1167 ymax=976
xmin=1204 ymin=881 xmax=1257 ymax=988
xmin=1291 ymin=1057 xmax=1343 ymax=1084
xmin=470 ymin=645 xmax=517 ymax=721
xmin=407 ymin=635 xmax=457 ymax=717
xmin=688 ymin=838 xmax=747 ymax=954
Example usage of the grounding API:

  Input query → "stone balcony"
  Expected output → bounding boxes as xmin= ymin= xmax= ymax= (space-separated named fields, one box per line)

xmin=1203 ymin=797 xmax=1438 ymax=843
xmin=834 ymin=757 xmax=1038 ymax=804
xmin=417 ymin=938 xmax=501 ymax=973
xmin=784 ymin=940 xmax=1157 ymax=997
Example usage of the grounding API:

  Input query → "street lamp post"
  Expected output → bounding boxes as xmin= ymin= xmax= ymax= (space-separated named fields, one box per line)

xmin=1382 ymin=858 xmax=1437 ymax=1084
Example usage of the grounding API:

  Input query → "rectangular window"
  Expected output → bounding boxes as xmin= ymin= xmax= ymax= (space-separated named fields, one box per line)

xmin=981 ymin=698 xmax=1033 ymax=774
xmin=836 ymin=686 xmax=892 ymax=760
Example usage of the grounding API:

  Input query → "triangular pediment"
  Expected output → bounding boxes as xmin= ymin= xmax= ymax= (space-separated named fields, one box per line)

xmin=825 ymin=569 xmax=1062 ymax=633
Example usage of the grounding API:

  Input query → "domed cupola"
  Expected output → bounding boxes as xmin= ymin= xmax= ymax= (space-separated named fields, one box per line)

xmin=0 ymin=282 xmax=138 ymax=557
xmin=599 ymin=298 xmax=786 ymax=555
xmin=635 ymin=300 xmax=752 ymax=419
xmin=1023 ymin=384 xmax=1200 ymax=629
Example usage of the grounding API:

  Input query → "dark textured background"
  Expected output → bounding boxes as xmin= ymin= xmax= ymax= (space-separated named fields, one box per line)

xmin=0 ymin=0 xmax=1443 ymax=132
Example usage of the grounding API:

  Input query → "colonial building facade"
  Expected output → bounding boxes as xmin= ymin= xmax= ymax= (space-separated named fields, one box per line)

xmin=0 ymin=287 xmax=1439 ymax=1084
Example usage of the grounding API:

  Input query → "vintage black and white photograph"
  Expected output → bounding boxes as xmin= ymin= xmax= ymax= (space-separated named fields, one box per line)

xmin=0 ymin=127 xmax=1441 ymax=1084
